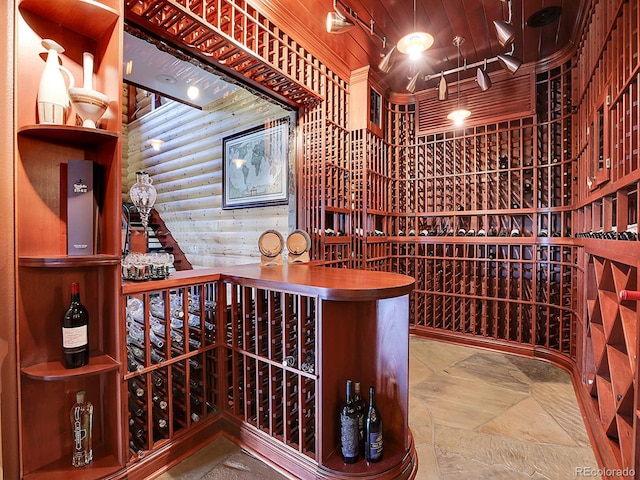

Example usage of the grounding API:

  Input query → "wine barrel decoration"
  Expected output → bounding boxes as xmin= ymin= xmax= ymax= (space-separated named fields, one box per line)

xmin=258 ymin=229 xmax=284 ymax=266
xmin=286 ymin=229 xmax=311 ymax=263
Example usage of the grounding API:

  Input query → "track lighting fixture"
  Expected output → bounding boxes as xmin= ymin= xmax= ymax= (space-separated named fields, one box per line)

xmin=476 ymin=59 xmax=491 ymax=91
xmin=494 ymin=0 xmax=516 ymax=48
xmin=326 ymin=9 xmax=355 ymax=34
xmin=497 ymin=50 xmax=522 ymax=74
xmin=378 ymin=45 xmax=396 ymax=74
xmin=438 ymin=74 xmax=448 ymax=100
xmin=407 ymin=70 xmax=421 ymax=94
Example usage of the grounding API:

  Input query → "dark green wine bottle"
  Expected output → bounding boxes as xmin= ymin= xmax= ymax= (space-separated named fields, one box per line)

xmin=364 ymin=386 xmax=383 ymax=462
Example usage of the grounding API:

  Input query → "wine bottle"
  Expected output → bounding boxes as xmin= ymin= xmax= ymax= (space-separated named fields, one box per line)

xmin=70 ymin=391 xmax=93 ymax=467
xmin=364 ymin=386 xmax=383 ymax=462
xmin=339 ymin=380 xmax=359 ymax=464
xmin=353 ymin=382 xmax=366 ymax=447
xmin=62 ymin=282 xmax=89 ymax=369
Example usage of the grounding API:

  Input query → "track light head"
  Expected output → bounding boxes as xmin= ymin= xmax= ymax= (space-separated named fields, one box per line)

xmin=497 ymin=53 xmax=522 ymax=74
xmin=326 ymin=10 xmax=355 ymax=33
xmin=378 ymin=46 xmax=396 ymax=73
xmin=494 ymin=20 xmax=516 ymax=48
xmin=476 ymin=66 xmax=492 ymax=91
xmin=407 ymin=71 xmax=421 ymax=94
xmin=438 ymin=74 xmax=448 ymax=100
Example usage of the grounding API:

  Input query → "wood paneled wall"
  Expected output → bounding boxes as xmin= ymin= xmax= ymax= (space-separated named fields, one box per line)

xmin=124 ymin=88 xmax=296 ymax=267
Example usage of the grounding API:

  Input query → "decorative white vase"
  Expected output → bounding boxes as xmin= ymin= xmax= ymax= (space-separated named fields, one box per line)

xmin=37 ymin=39 xmax=75 ymax=125
xmin=68 ymin=52 xmax=110 ymax=128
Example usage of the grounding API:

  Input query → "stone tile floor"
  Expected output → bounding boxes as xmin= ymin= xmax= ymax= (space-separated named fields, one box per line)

xmin=157 ymin=336 xmax=601 ymax=480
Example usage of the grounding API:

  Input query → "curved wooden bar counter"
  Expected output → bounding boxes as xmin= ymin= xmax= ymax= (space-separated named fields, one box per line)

xmin=122 ymin=264 xmax=417 ymax=480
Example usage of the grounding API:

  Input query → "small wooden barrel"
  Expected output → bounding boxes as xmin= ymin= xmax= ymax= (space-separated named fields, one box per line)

xmin=258 ymin=230 xmax=284 ymax=258
xmin=286 ymin=229 xmax=311 ymax=255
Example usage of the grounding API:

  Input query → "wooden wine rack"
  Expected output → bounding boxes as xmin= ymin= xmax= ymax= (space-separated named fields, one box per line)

xmin=584 ymin=253 xmax=638 ymax=475
xmin=121 ymin=266 xmax=416 ymax=479
xmin=222 ymin=284 xmax=318 ymax=458
xmin=123 ymin=281 xmax=219 ymax=459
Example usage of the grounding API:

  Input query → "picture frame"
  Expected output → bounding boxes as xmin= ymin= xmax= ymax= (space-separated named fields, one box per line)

xmin=222 ymin=118 xmax=290 ymax=209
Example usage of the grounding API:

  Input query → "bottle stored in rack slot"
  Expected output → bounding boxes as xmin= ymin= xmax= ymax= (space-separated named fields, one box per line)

xmin=62 ymin=283 xmax=89 ymax=369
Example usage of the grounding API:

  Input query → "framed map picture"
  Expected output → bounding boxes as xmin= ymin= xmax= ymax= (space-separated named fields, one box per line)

xmin=222 ymin=118 xmax=290 ymax=209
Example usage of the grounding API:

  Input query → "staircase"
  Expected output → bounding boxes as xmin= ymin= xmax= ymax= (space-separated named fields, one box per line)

xmin=123 ymin=203 xmax=192 ymax=271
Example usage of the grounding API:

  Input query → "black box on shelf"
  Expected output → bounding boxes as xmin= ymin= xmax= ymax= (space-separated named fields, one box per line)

xmin=67 ymin=159 xmax=96 ymax=255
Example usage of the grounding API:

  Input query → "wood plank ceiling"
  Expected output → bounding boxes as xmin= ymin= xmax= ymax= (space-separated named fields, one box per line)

xmin=252 ymin=0 xmax=587 ymax=94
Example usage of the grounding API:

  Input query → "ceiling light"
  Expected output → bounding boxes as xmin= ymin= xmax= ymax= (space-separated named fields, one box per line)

xmin=497 ymin=53 xmax=522 ymax=74
xmin=397 ymin=32 xmax=434 ymax=60
xmin=125 ymin=60 xmax=133 ymax=76
xmin=527 ymin=6 xmax=562 ymax=28
xmin=447 ymin=36 xmax=471 ymax=125
xmin=187 ymin=85 xmax=200 ymax=100
xmin=396 ymin=0 xmax=434 ymax=60
xmin=378 ymin=45 xmax=396 ymax=73
xmin=326 ymin=10 xmax=354 ymax=33
xmin=156 ymin=74 xmax=176 ymax=84
xmin=476 ymin=60 xmax=492 ymax=91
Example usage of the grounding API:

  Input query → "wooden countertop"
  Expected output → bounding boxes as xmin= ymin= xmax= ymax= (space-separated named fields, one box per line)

xmin=123 ymin=263 xmax=415 ymax=301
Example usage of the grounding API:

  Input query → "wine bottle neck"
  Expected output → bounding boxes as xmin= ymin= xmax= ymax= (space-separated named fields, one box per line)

xmin=346 ymin=381 xmax=353 ymax=402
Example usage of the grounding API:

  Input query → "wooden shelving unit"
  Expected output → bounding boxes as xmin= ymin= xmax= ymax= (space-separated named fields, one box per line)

xmin=14 ymin=0 xmax=123 ymax=478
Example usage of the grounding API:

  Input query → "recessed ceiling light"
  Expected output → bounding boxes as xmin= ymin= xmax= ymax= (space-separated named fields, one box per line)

xmin=156 ymin=74 xmax=177 ymax=84
xmin=187 ymin=85 xmax=200 ymax=100
xmin=527 ymin=6 xmax=562 ymax=28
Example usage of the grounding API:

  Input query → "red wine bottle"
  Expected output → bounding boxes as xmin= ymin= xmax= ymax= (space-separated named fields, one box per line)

xmin=340 ymin=380 xmax=359 ymax=463
xmin=364 ymin=386 xmax=383 ymax=462
xmin=62 ymin=282 xmax=89 ymax=368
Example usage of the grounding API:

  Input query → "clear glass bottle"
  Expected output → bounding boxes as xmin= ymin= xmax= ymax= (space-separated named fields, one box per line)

xmin=70 ymin=391 xmax=93 ymax=467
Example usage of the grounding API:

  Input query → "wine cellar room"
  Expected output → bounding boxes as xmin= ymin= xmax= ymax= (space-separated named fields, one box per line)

xmin=2 ymin=0 xmax=640 ymax=479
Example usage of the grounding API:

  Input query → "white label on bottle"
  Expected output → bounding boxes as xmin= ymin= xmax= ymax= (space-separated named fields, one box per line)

xmin=62 ymin=326 xmax=88 ymax=348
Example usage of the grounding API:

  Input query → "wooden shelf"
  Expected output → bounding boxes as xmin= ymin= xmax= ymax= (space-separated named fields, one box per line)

xmin=14 ymin=0 xmax=124 ymax=477
xmin=18 ymin=0 xmax=119 ymax=40
xmin=21 ymin=354 xmax=119 ymax=381
xmin=22 ymin=448 xmax=120 ymax=480
xmin=17 ymin=125 xmax=119 ymax=147
xmin=18 ymin=254 xmax=121 ymax=268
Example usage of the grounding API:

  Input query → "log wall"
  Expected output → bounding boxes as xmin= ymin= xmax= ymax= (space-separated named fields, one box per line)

xmin=124 ymin=87 xmax=296 ymax=267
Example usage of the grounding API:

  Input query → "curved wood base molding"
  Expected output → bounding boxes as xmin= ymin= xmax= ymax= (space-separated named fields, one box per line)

xmin=223 ymin=414 xmax=419 ymax=480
